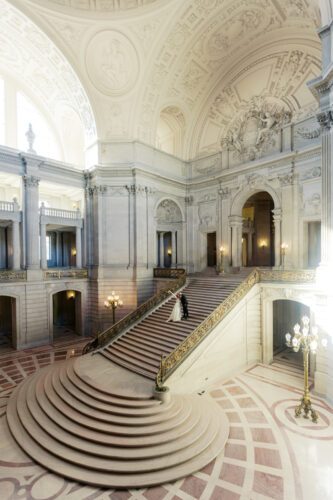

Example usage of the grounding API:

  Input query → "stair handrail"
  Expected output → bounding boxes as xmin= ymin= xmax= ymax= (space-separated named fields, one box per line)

xmin=155 ymin=268 xmax=260 ymax=387
xmin=83 ymin=269 xmax=186 ymax=354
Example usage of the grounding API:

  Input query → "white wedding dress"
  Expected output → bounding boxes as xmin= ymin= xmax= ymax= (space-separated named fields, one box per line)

xmin=167 ymin=298 xmax=182 ymax=322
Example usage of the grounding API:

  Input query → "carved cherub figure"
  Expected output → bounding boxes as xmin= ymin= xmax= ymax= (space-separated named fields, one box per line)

xmin=256 ymin=112 xmax=276 ymax=145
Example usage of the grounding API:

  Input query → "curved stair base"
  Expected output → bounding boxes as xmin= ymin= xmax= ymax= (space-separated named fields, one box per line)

xmin=7 ymin=356 xmax=229 ymax=488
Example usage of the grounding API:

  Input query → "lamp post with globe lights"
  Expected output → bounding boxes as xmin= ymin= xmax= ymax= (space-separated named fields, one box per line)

xmin=285 ymin=315 xmax=327 ymax=423
xmin=104 ymin=291 xmax=123 ymax=325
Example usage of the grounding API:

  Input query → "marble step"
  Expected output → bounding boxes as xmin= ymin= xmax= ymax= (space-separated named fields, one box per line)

xmin=7 ymin=358 xmax=229 ymax=488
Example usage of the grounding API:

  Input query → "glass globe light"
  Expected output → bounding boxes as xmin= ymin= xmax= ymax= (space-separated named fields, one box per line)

xmin=321 ymin=338 xmax=328 ymax=348
xmin=310 ymin=340 xmax=318 ymax=352
xmin=294 ymin=323 xmax=300 ymax=334
xmin=292 ymin=337 xmax=298 ymax=347
xmin=302 ymin=328 xmax=309 ymax=337
xmin=302 ymin=315 xmax=310 ymax=326
xmin=285 ymin=333 xmax=291 ymax=342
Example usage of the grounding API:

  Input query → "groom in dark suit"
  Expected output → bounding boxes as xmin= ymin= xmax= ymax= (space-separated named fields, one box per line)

xmin=180 ymin=292 xmax=189 ymax=319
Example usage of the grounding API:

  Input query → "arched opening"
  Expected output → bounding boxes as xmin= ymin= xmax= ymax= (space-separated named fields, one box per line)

xmin=52 ymin=290 xmax=81 ymax=339
xmin=0 ymin=296 xmax=16 ymax=349
xmin=242 ymin=191 xmax=274 ymax=267
xmin=155 ymin=199 xmax=183 ymax=268
xmin=273 ymin=299 xmax=310 ymax=367
xmin=156 ymin=106 xmax=186 ymax=157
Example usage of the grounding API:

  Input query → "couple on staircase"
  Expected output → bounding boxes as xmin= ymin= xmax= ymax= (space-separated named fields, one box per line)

xmin=167 ymin=290 xmax=189 ymax=322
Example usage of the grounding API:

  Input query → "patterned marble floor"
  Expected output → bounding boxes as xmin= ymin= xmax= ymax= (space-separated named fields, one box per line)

xmin=1 ymin=340 xmax=333 ymax=500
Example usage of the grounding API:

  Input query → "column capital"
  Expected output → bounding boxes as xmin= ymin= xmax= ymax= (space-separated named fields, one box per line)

xmin=317 ymin=109 xmax=333 ymax=131
xmin=272 ymin=208 xmax=282 ymax=222
xmin=23 ymin=174 xmax=40 ymax=188
xmin=228 ymin=215 xmax=243 ymax=227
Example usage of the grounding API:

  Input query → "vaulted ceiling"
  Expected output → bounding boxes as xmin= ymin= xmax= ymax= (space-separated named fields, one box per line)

xmin=3 ymin=0 xmax=326 ymax=162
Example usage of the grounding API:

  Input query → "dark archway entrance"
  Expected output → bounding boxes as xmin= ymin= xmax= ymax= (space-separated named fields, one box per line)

xmin=0 ymin=296 xmax=16 ymax=349
xmin=207 ymin=232 xmax=216 ymax=267
xmin=53 ymin=290 xmax=81 ymax=338
xmin=273 ymin=300 xmax=310 ymax=367
xmin=242 ymin=191 xmax=274 ymax=267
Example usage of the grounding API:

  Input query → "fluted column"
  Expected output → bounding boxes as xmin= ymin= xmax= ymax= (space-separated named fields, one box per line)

xmin=159 ymin=232 xmax=164 ymax=268
xmin=12 ymin=220 xmax=20 ymax=270
xmin=171 ymin=230 xmax=176 ymax=267
xmin=40 ymin=222 xmax=47 ymax=269
xmin=76 ymin=226 xmax=82 ymax=268
xmin=248 ymin=231 xmax=253 ymax=266
xmin=272 ymin=209 xmax=282 ymax=268
xmin=23 ymin=175 xmax=40 ymax=270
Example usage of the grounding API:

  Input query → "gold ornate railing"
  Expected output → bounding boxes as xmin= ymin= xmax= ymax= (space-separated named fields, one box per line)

xmin=153 ymin=268 xmax=186 ymax=278
xmin=156 ymin=268 xmax=260 ymax=385
xmin=44 ymin=268 xmax=88 ymax=280
xmin=259 ymin=269 xmax=316 ymax=282
xmin=155 ymin=267 xmax=316 ymax=388
xmin=83 ymin=271 xmax=186 ymax=354
xmin=0 ymin=269 xmax=26 ymax=281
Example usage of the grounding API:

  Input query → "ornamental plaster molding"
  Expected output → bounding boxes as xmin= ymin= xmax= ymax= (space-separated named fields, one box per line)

xmin=156 ymin=199 xmax=182 ymax=223
xmin=85 ymin=30 xmax=139 ymax=96
xmin=24 ymin=0 xmax=160 ymax=12
xmin=0 ymin=0 xmax=96 ymax=143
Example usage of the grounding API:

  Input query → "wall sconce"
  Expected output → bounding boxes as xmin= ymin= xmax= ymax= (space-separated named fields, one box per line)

xmin=72 ymin=248 xmax=76 ymax=256
xmin=167 ymin=248 xmax=172 ymax=256
xmin=259 ymin=240 xmax=267 ymax=248
xmin=66 ymin=290 xmax=75 ymax=300
xmin=219 ymin=246 xmax=225 ymax=274
xmin=281 ymin=242 xmax=288 ymax=270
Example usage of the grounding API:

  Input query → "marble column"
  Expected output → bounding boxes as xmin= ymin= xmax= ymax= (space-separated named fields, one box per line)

xmin=23 ymin=175 xmax=40 ymax=270
xmin=76 ymin=226 xmax=82 ymax=269
xmin=12 ymin=220 xmax=20 ymax=270
xmin=56 ymin=232 xmax=62 ymax=267
xmin=159 ymin=232 xmax=164 ymax=268
xmin=229 ymin=215 xmax=243 ymax=268
xmin=171 ymin=230 xmax=176 ymax=267
xmin=40 ymin=222 xmax=47 ymax=270
xmin=272 ymin=208 xmax=282 ymax=268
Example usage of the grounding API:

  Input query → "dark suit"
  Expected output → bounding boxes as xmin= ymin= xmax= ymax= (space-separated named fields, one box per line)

xmin=180 ymin=294 xmax=189 ymax=318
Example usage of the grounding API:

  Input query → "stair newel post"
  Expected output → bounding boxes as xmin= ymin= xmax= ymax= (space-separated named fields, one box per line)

xmin=154 ymin=354 xmax=170 ymax=403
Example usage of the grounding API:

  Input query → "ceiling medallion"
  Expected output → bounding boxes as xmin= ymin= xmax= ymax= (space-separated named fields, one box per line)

xmin=85 ymin=30 xmax=139 ymax=96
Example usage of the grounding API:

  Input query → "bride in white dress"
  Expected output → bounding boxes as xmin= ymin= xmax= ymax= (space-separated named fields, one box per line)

xmin=167 ymin=291 xmax=182 ymax=322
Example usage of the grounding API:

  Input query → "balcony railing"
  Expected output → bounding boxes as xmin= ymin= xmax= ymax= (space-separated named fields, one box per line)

xmin=0 ymin=269 xmax=26 ymax=281
xmin=44 ymin=268 xmax=88 ymax=280
xmin=40 ymin=205 xmax=81 ymax=219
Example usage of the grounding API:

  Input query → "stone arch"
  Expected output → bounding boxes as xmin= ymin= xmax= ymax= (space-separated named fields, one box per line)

xmin=154 ymin=198 xmax=185 ymax=269
xmin=231 ymin=185 xmax=281 ymax=216
xmin=155 ymin=198 xmax=184 ymax=223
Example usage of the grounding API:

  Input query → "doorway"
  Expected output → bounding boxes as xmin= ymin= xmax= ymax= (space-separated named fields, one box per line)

xmin=207 ymin=232 xmax=216 ymax=267
xmin=53 ymin=290 xmax=81 ymax=338
xmin=0 ymin=296 xmax=16 ymax=349
xmin=242 ymin=191 xmax=274 ymax=267
xmin=273 ymin=300 xmax=310 ymax=367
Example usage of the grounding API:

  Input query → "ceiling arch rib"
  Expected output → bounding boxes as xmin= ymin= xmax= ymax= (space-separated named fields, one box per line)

xmin=0 ymin=0 xmax=96 ymax=164
xmin=186 ymin=35 xmax=322 ymax=159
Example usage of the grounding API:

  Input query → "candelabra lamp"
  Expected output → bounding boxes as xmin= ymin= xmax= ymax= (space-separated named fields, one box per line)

xmin=104 ymin=291 xmax=123 ymax=325
xmin=285 ymin=315 xmax=327 ymax=423
xmin=281 ymin=242 xmax=288 ymax=270
xmin=219 ymin=246 xmax=225 ymax=274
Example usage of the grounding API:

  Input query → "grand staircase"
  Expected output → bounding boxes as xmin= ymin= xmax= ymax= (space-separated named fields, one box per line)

xmin=6 ymin=268 xmax=255 ymax=488
xmin=101 ymin=269 xmax=252 ymax=379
